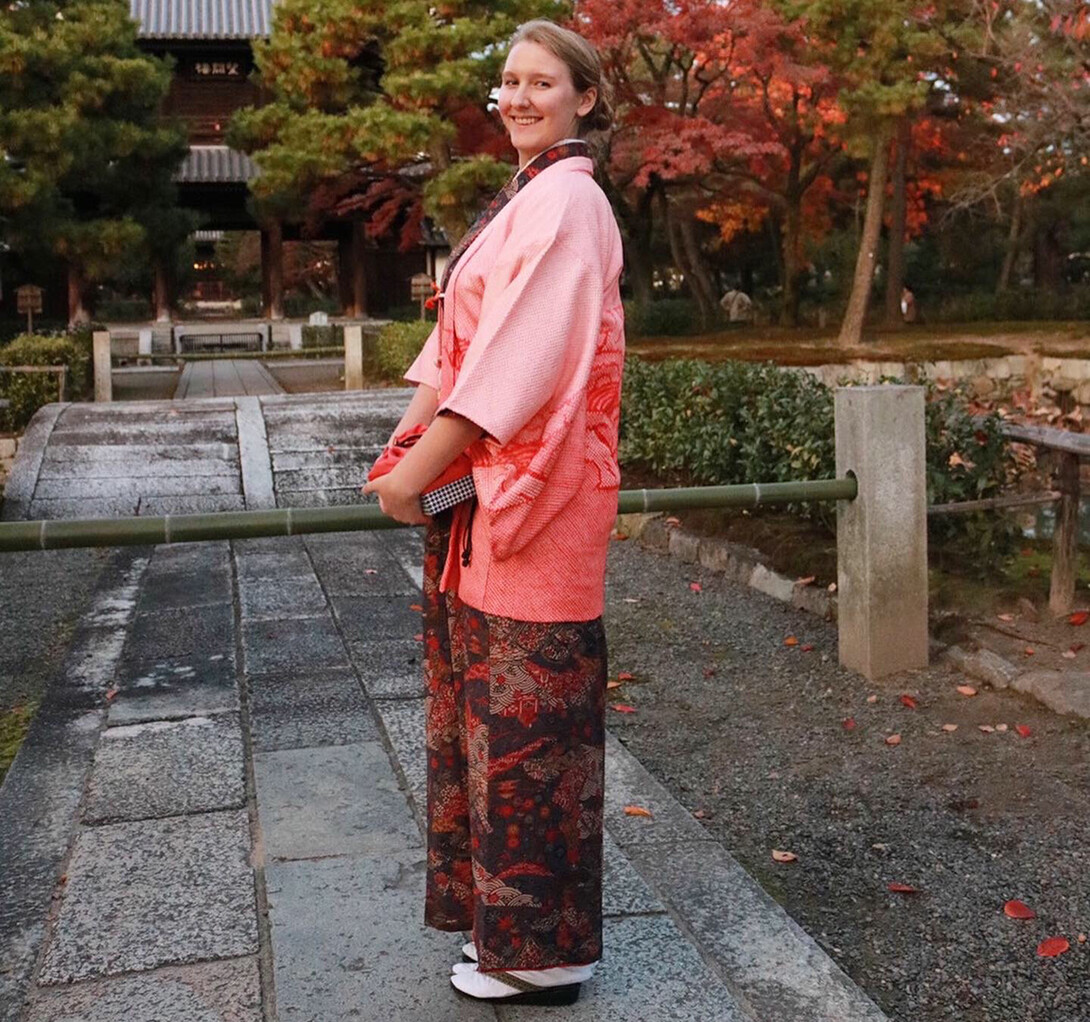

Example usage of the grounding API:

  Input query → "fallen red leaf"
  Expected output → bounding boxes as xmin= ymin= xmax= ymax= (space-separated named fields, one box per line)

xmin=1069 ymin=611 xmax=1089 ymax=626
xmin=842 ymin=717 xmax=857 ymax=729
xmin=1015 ymin=724 xmax=1033 ymax=738
xmin=801 ymin=644 xmax=814 ymax=652
xmin=1004 ymin=899 xmax=1036 ymax=919
xmin=1037 ymin=937 xmax=1070 ymax=958
xmin=795 ymin=576 xmax=816 ymax=586
xmin=1024 ymin=647 xmax=1036 ymax=656
xmin=997 ymin=613 xmax=1015 ymax=622
xmin=617 ymin=671 xmax=635 ymax=681
xmin=784 ymin=636 xmax=799 ymax=647
xmin=413 ymin=633 xmax=423 ymax=642
xmin=409 ymin=603 xmax=423 ymax=612
xmin=900 ymin=694 xmax=918 ymax=710
xmin=606 ymin=680 xmax=623 ymax=690
xmin=888 ymin=883 xmax=918 ymax=893
xmin=941 ymin=723 xmax=959 ymax=732
xmin=624 ymin=805 xmax=653 ymax=818
xmin=364 ymin=569 xmax=378 ymax=575
xmin=610 ymin=703 xmax=637 ymax=714
xmin=957 ymin=685 xmax=978 ymax=697
xmin=664 ymin=517 xmax=681 ymax=527
xmin=771 ymin=849 xmax=798 ymax=863
xmin=689 ymin=581 xmax=702 ymax=593
xmin=885 ymin=734 xmax=902 ymax=746
xmin=104 ymin=687 xmax=119 ymax=703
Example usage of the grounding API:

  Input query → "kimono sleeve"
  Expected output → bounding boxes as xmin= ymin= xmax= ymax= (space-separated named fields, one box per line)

xmin=402 ymin=323 xmax=441 ymax=391
xmin=437 ymin=236 xmax=603 ymax=446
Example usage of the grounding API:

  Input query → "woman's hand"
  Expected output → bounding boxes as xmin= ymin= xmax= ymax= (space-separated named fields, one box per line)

xmin=360 ymin=472 xmax=429 ymax=525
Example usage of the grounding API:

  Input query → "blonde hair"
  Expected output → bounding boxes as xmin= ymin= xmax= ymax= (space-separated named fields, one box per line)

xmin=509 ymin=19 xmax=614 ymax=136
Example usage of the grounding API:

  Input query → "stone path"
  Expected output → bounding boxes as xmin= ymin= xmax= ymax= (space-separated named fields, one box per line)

xmin=0 ymin=529 xmax=887 ymax=1022
xmin=0 ymin=392 xmax=888 ymax=1021
xmin=174 ymin=359 xmax=284 ymax=400
xmin=1 ymin=390 xmax=406 ymax=522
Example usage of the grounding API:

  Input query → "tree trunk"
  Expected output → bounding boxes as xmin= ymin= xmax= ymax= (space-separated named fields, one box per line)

xmin=677 ymin=215 xmax=717 ymax=328
xmin=350 ymin=220 xmax=368 ymax=318
xmin=67 ymin=263 xmax=90 ymax=329
xmin=838 ymin=125 xmax=893 ymax=348
xmin=261 ymin=221 xmax=285 ymax=321
xmin=1033 ymin=223 xmax=1064 ymax=292
xmin=883 ymin=118 xmax=910 ymax=328
xmin=623 ymin=235 xmax=653 ymax=307
xmin=996 ymin=191 xmax=1023 ymax=295
xmin=337 ymin=235 xmax=355 ymax=315
xmin=780 ymin=202 xmax=803 ymax=327
xmin=153 ymin=260 xmax=172 ymax=323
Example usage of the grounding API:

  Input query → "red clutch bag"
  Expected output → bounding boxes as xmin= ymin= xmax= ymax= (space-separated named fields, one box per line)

xmin=367 ymin=424 xmax=475 ymax=515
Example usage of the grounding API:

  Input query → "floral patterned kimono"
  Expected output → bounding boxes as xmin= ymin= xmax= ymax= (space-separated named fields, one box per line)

xmin=403 ymin=140 xmax=625 ymax=973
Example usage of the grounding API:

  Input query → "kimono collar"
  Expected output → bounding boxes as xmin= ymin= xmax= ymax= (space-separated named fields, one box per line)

xmin=440 ymin=139 xmax=591 ymax=292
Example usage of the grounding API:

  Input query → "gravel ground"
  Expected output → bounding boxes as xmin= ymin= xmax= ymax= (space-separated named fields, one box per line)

xmin=603 ymin=537 xmax=1090 ymax=1022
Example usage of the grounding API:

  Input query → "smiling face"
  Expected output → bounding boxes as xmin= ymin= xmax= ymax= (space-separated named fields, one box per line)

xmin=498 ymin=41 xmax=597 ymax=168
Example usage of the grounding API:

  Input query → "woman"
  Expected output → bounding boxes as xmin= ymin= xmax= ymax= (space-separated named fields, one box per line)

xmin=363 ymin=18 xmax=623 ymax=1006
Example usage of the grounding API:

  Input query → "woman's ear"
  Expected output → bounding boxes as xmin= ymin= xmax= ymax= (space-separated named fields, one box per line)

xmin=577 ymin=87 xmax=598 ymax=119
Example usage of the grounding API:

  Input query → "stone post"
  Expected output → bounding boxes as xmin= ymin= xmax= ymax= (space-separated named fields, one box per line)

xmin=344 ymin=324 xmax=364 ymax=391
xmin=138 ymin=328 xmax=152 ymax=358
xmin=835 ymin=385 xmax=928 ymax=680
xmin=93 ymin=331 xmax=112 ymax=403
xmin=288 ymin=324 xmax=303 ymax=351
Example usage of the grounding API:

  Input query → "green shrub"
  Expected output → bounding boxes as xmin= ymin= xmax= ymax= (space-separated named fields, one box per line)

xmin=374 ymin=320 xmax=432 ymax=382
xmin=620 ymin=357 xmax=1021 ymax=563
xmin=624 ymin=298 xmax=711 ymax=337
xmin=97 ymin=297 xmax=152 ymax=322
xmin=0 ymin=332 xmax=93 ymax=430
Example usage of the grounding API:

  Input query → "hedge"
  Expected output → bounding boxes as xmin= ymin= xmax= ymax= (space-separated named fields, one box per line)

xmin=374 ymin=320 xmax=433 ymax=382
xmin=0 ymin=332 xmax=93 ymax=431
xmin=619 ymin=357 xmax=1022 ymax=563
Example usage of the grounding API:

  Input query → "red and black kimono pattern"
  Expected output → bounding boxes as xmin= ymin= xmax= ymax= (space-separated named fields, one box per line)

xmin=422 ymin=512 xmax=606 ymax=972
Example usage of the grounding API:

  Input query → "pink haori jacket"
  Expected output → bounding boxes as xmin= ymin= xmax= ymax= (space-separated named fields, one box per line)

xmin=405 ymin=155 xmax=625 ymax=622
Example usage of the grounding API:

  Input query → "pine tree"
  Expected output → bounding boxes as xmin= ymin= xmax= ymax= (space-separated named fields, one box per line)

xmin=229 ymin=0 xmax=564 ymax=247
xmin=0 ymin=0 xmax=191 ymax=325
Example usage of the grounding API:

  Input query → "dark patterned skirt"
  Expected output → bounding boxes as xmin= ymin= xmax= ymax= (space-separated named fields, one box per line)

xmin=422 ymin=512 xmax=606 ymax=972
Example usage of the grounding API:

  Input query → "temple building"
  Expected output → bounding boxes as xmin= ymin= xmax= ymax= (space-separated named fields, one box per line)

xmin=131 ymin=0 xmax=432 ymax=321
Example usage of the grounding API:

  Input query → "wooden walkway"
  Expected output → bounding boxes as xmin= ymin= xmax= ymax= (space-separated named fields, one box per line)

xmin=174 ymin=359 xmax=284 ymax=399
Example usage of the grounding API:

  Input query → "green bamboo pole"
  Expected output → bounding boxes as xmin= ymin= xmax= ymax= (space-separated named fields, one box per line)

xmin=0 ymin=478 xmax=857 ymax=553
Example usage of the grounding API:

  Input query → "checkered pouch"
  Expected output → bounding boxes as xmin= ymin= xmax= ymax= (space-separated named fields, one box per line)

xmin=420 ymin=473 xmax=476 ymax=515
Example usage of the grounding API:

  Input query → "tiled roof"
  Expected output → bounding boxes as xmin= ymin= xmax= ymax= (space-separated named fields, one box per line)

xmin=175 ymin=146 xmax=258 ymax=183
xmin=131 ymin=0 xmax=273 ymax=39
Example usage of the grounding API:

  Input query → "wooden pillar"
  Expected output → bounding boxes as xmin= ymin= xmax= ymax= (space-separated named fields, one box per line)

xmin=350 ymin=220 xmax=368 ymax=319
xmin=153 ymin=260 xmax=172 ymax=322
xmin=1049 ymin=451 xmax=1080 ymax=615
xmin=261 ymin=221 xmax=285 ymax=321
xmin=67 ymin=264 xmax=89 ymax=328
xmin=337 ymin=234 xmax=356 ymax=317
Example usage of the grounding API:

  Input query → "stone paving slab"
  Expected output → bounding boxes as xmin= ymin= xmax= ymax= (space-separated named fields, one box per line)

xmin=109 ymin=652 xmax=238 ymax=725
xmin=38 ymin=442 xmax=238 ymax=472
xmin=241 ymin=616 xmax=350 ymax=676
xmin=146 ymin=539 xmax=232 ymax=576
xmin=253 ymin=742 xmax=419 ymax=861
xmin=349 ymin=639 xmax=425 ymax=698
xmin=27 ymin=494 xmax=248 ymax=519
xmin=331 ymin=595 xmax=420 ymax=643
xmin=272 ymin=447 xmax=385 ymax=472
xmin=239 ymin=577 xmax=328 ymax=621
xmin=32 ymin=475 xmax=242 ymax=499
xmin=83 ymin=715 xmax=245 ymax=824
xmin=125 ymin=604 xmax=234 ymax=663
xmin=274 ymin=487 xmax=370 ymax=508
xmin=38 ymin=810 xmax=257 ymax=984
xmin=233 ymin=548 xmax=315 ymax=582
xmin=136 ymin=568 xmax=233 ymax=612
xmin=248 ymin=669 xmax=379 ymax=752
xmin=626 ymin=841 xmax=887 ymax=1022
xmin=264 ymin=849 xmax=494 ymax=1022
xmin=25 ymin=956 xmax=262 ymax=1022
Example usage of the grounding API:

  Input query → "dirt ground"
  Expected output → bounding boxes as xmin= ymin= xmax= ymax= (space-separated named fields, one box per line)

xmin=630 ymin=320 xmax=1090 ymax=366
xmin=603 ymin=537 xmax=1090 ymax=1022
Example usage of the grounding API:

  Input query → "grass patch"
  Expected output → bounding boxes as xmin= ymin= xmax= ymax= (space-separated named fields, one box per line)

xmin=0 ymin=700 xmax=38 ymax=785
